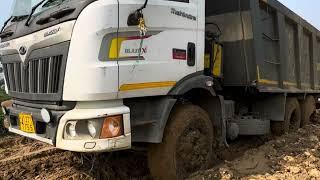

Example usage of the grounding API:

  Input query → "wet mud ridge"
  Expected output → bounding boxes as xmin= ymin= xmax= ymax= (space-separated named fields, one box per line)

xmin=0 ymin=137 xmax=150 ymax=180
xmin=189 ymin=123 xmax=320 ymax=180
xmin=2 ymin=123 xmax=320 ymax=179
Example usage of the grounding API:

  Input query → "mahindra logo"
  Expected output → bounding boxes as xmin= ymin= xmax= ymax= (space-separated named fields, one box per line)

xmin=19 ymin=46 xmax=27 ymax=55
xmin=44 ymin=27 xmax=60 ymax=37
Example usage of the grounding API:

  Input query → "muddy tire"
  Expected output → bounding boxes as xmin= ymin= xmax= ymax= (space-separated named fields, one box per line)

xmin=271 ymin=98 xmax=301 ymax=135
xmin=148 ymin=104 xmax=213 ymax=180
xmin=300 ymin=96 xmax=316 ymax=127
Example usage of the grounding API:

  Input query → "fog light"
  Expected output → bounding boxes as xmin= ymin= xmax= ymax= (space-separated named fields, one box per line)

xmin=100 ymin=115 xmax=124 ymax=139
xmin=66 ymin=122 xmax=77 ymax=137
xmin=41 ymin=108 xmax=51 ymax=123
xmin=84 ymin=142 xmax=96 ymax=149
xmin=87 ymin=121 xmax=97 ymax=138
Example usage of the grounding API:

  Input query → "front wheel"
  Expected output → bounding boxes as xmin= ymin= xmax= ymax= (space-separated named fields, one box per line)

xmin=148 ymin=104 xmax=214 ymax=180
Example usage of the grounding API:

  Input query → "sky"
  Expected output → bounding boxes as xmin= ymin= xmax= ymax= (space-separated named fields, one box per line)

xmin=0 ymin=0 xmax=14 ymax=27
xmin=0 ymin=0 xmax=320 ymax=29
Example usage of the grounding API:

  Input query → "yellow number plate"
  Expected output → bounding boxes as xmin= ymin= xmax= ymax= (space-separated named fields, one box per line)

xmin=19 ymin=113 xmax=35 ymax=133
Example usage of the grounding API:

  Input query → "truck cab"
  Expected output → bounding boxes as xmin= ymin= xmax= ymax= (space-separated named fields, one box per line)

xmin=0 ymin=0 xmax=210 ymax=148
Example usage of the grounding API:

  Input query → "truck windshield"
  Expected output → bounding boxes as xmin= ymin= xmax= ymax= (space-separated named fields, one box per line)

xmin=10 ymin=0 xmax=65 ymax=17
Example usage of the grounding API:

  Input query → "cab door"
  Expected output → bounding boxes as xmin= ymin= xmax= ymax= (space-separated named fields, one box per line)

xmin=117 ymin=0 xmax=199 ymax=98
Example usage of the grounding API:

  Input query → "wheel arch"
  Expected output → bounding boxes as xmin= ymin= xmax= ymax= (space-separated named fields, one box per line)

xmin=128 ymin=74 xmax=226 ymax=145
xmin=168 ymin=73 xmax=226 ymax=146
xmin=168 ymin=73 xmax=218 ymax=97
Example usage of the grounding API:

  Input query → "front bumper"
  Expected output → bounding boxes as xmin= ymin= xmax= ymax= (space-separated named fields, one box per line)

xmin=56 ymin=133 xmax=131 ymax=153
xmin=4 ymin=100 xmax=131 ymax=153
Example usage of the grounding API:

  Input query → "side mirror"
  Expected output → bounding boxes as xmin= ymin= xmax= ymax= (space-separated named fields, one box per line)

xmin=127 ymin=11 xmax=143 ymax=26
xmin=205 ymin=22 xmax=222 ymax=40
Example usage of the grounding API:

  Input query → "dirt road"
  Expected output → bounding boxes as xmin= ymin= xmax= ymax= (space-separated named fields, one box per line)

xmin=1 ymin=123 xmax=320 ymax=179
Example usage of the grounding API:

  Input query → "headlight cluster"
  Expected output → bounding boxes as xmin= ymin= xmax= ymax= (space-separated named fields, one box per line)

xmin=64 ymin=115 xmax=124 ymax=140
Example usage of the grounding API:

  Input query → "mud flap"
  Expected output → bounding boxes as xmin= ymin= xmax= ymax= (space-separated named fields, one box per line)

xmin=198 ymin=95 xmax=227 ymax=147
xmin=125 ymin=96 xmax=177 ymax=143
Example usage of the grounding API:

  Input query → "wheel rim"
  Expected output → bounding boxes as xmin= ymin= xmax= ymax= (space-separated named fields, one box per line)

xmin=175 ymin=121 xmax=211 ymax=178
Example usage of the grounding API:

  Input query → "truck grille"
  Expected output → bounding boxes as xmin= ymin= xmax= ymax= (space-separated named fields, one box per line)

xmin=3 ymin=55 xmax=63 ymax=94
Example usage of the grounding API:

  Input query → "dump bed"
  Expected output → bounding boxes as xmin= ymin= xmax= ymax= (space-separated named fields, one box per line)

xmin=206 ymin=0 xmax=320 ymax=93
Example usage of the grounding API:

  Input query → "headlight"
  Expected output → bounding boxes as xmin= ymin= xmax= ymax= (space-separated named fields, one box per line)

xmin=41 ymin=108 xmax=51 ymax=123
xmin=65 ymin=121 xmax=77 ymax=138
xmin=63 ymin=115 xmax=124 ymax=140
xmin=64 ymin=119 xmax=102 ymax=139
xmin=87 ymin=120 xmax=97 ymax=138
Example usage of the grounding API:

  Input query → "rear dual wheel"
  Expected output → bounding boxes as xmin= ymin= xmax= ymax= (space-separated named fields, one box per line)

xmin=300 ymin=96 xmax=316 ymax=127
xmin=148 ymin=104 xmax=214 ymax=180
xmin=271 ymin=96 xmax=316 ymax=135
xmin=271 ymin=98 xmax=301 ymax=135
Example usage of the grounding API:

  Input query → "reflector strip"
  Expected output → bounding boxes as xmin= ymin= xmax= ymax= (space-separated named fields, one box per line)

xmin=119 ymin=81 xmax=176 ymax=91
xmin=172 ymin=49 xmax=186 ymax=60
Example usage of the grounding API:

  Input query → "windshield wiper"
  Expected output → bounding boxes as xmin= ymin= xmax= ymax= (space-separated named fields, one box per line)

xmin=12 ymin=15 xmax=29 ymax=22
xmin=36 ymin=7 xmax=76 ymax=25
xmin=0 ymin=30 xmax=14 ymax=39
xmin=0 ymin=17 xmax=13 ymax=33
xmin=25 ymin=0 xmax=47 ymax=26
xmin=0 ymin=15 xmax=29 ymax=35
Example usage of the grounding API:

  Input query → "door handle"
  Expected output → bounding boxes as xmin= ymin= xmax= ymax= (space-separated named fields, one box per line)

xmin=187 ymin=42 xmax=196 ymax=66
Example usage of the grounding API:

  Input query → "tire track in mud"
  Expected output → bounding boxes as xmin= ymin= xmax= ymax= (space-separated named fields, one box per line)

xmin=0 ymin=136 xmax=150 ymax=179
xmin=0 ymin=135 xmax=270 ymax=180
xmin=0 ymin=147 xmax=58 ymax=165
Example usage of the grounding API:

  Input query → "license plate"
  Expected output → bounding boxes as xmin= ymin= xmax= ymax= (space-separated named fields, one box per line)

xmin=19 ymin=113 xmax=35 ymax=133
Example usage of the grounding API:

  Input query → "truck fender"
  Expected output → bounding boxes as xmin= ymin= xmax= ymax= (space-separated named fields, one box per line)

xmin=169 ymin=74 xmax=216 ymax=97
xmin=125 ymin=96 xmax=177 ymax=143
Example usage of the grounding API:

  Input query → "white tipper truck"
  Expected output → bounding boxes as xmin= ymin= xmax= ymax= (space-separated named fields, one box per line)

xmin=1 ymin=0 xmax=320 ymax=179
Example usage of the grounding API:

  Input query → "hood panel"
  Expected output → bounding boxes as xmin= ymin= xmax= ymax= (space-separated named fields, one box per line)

xmin=0 ymin=21 xmax=75 ymax=62
xmin=1 ymin=0 xmax=96 ymax=42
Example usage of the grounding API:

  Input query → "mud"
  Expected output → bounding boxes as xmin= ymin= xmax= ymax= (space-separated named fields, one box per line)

xmin=2 ymin=120 xmax=320 ymax=179
xmin=189 ymin=122 xmax=320 ymax=180
xmin=0 ymin=137 xmax=150 ymax=180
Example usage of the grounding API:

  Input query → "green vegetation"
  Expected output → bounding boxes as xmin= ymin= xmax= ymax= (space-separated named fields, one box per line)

xmin=0 ymin=89 xmax=10 ymax=102
xmin=0 ymin=89 xmax=10 ymax=135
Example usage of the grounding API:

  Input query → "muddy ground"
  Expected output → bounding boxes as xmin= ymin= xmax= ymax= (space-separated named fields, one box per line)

xmin=190 ymin=123 xmax=320 ymax=179
xmin=1 ymin=122 xmax=320 ymax=179
xmin=0 ymin=136 xmax=150 ymax=180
